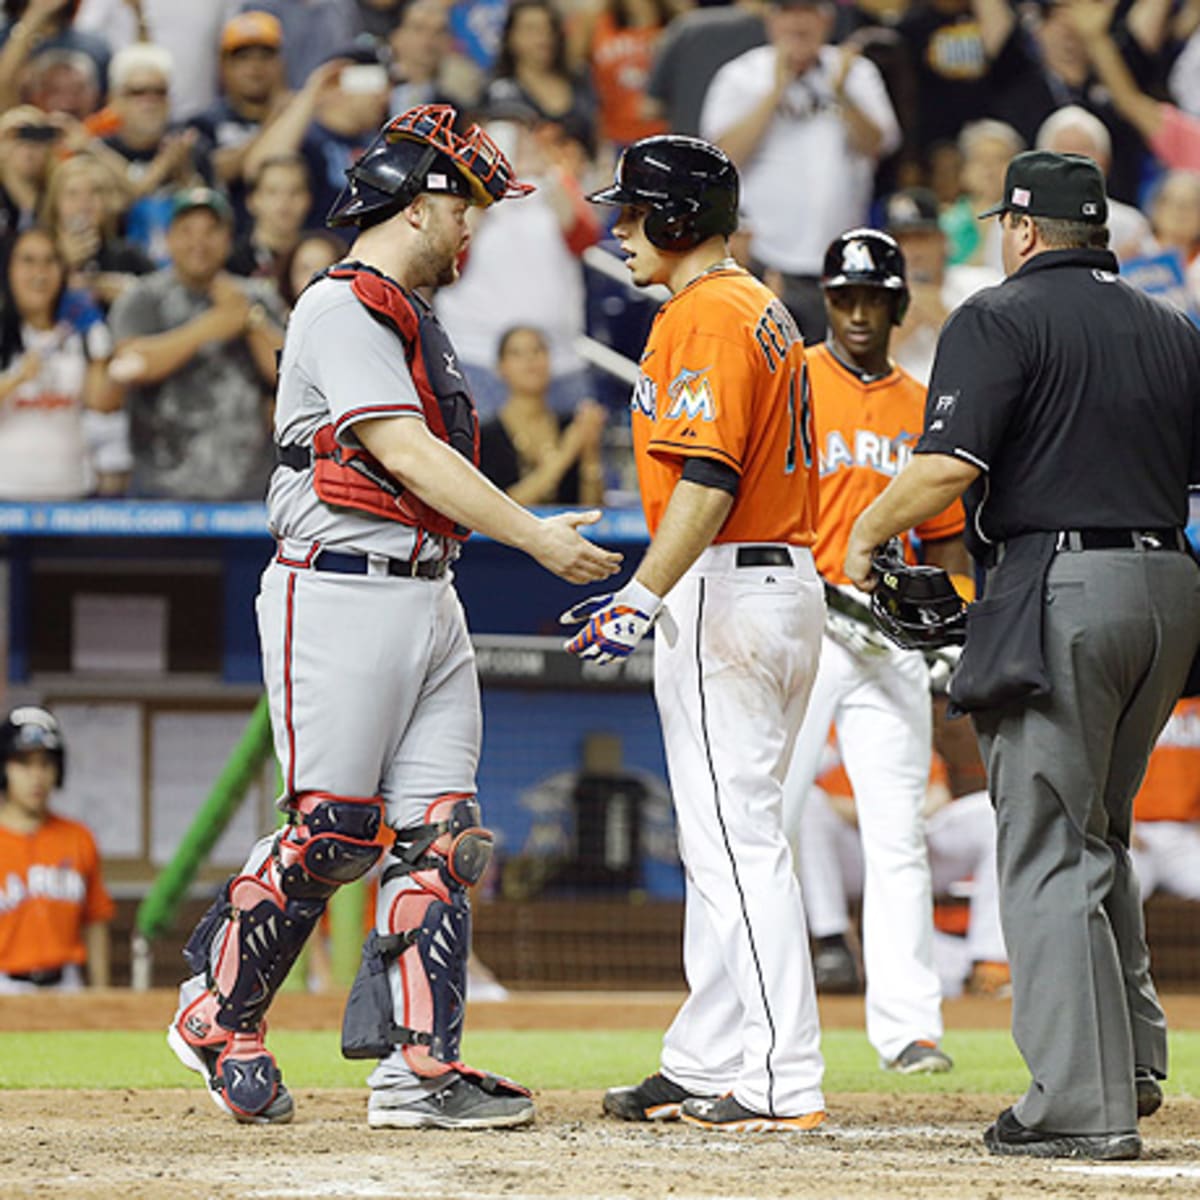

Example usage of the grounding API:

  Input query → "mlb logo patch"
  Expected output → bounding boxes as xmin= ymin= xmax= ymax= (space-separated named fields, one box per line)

xmin=1011 ymin=187 xmax=1031 ymax=208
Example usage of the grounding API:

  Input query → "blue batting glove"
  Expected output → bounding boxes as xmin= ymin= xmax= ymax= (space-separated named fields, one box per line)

xmin=560 ymin=578 xmax=662 ymax=664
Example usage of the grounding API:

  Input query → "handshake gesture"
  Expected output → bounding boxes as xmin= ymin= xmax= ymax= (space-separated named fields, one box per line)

xmin=560 ymin=578 xmax=662 ymax=664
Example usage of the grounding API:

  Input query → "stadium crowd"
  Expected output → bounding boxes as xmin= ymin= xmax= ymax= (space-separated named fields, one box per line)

xmin=0 ymin=0 xmax=1194 ymax=503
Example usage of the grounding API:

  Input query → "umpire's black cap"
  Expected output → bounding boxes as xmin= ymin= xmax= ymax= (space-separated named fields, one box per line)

xmin=978 ymin=150 xmax=1108 ymax=224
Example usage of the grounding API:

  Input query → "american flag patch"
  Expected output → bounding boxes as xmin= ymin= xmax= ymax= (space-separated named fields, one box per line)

xmin=1011 ymin=187 xmax=1031 ymax=207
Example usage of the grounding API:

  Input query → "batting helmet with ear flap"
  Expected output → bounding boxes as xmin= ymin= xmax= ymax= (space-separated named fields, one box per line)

xmin=588 ymin=134 xmax=739 ymax=252
xmin=822 ymin=228 xmax=910 ymax=325
xmin=327 ymin=103 xmax=534 ymax=229
xmin=1 ymin=706 xmax=66 ymax=790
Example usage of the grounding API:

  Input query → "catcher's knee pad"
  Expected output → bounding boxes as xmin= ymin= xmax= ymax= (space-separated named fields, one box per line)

xmin=275 ymin=790 xmax=384 ymax=900
xmin=341 ymin=794 xmax=493 ymax=1075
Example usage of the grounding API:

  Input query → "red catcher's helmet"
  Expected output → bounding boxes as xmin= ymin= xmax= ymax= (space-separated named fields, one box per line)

xmin=327 ymin=104 xmax=534 ymax=229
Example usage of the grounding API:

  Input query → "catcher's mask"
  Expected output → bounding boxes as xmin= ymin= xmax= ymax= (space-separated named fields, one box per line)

xmin=870 ymin=538 xmax=967 ymax=651
xmin=327 ymin=104 xmax=534 ymax=229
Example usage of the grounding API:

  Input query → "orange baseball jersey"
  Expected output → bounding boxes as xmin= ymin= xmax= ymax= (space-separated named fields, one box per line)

xmin=632 ymin=267 xmax=819 ymax=544
xmin=806 ymin=344 xmax=965 ymax=584
xmin=0 ymin=815 xmax=114 ymax=976
xmin=1133 ymin=698 xmax=1200 ymax=824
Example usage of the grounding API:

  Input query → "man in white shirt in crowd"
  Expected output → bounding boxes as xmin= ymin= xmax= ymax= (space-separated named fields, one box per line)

xmin=699 ymin=0 xmax=899 ymax=342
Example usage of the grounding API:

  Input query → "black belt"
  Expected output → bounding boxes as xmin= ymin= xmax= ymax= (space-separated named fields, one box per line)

xmin=1056 ymin=528 xmax=1185 ymax=553
xmin=8 ymin=967 xmax=64 ymax=986
xmin=736 ymin=546 xmax=793 ymax=568
xmin=310 ymin=550 xmax=450 ymax=580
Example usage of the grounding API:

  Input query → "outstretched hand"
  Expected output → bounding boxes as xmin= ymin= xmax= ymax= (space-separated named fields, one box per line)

xmin=532 ymin=510 xmax=622 ymax=584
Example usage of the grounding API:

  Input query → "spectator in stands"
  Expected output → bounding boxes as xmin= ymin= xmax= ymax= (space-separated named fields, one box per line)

xmin=1035 ymin=104 xmax=1155 ymax=263
xmin=25 ymin=46 xmax=100 ymax=121
xmin=0 ymin=0 xmax=111 ymax=111
xmin=0 ymin=227 xmax=119 ymax=500
xmin=645 ymin=0 xmax=768 ymax=136
xmin=478 ymin=325 xmax=607 ymax=507
xmin=107 ymin=186 xmax=283 ymax=500
xmin=894 ymin=0 xmax=1013 ymax=164
xmin=387 ymin=0 xmax=480 ymax=112
xmin=235 ymin=0 xmax=360 ymax=89
xmin=40 ymin=152 xmax=154 ymax=312
xmin=1131 ymin=698 xmax=1200 ymax=901
xmin=0 ymin=707 xmax=113 ymax=994
xmin=187 ymin=11 xmax=290 ymax=229
xmin=982 ymin=0 xmax=1150 ymax=203
xmin=355 ymin=0 xmax=404 ymax=41
xmin=273 ymin=227 xmax=345 ymax=311
xmin=1146 ymin=169 xmax=1200 ymax=308
xmin=435 ymin=103 xmax=602 ymax=418
xmin=227 ymin=154 xmax=311 ymax=279
xmin=797 ymin=736 xmax=1008 ymax=1000
xmin=1067 ymin=0 xmax=1200 ymax=172
xmin=0 ymin=104 xmax=60 ymax=245
xmin=243 ymin=45 xmax=387 ymax=229
xmin=483 ymin=0 xmax=597 ymax=144
xmin=103 ymin=42 xmax=212 ymax=265
xmin=700 ymin=0 xmax=900 ymax=342
xmin=883 ymin=186 xmax=998 ymax=383
xmin=570 ymin=0 xmax=671 ymax=151
xmin=940 ymin=118 xmax=1023 ymax=273
xmin=75 ymin=0 xmax=242 ymax=122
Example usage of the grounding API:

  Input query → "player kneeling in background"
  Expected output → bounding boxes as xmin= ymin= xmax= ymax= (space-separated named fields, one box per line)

xmin=782 ymin=230 xmax=971 ymax=1074
xmin=168 ymin=104 xmax=620 ymax=1128
xmin=567 ymin=135 xmax=828 ymax=1133
xmin=0 ymin=707 xmax=113 ymax=993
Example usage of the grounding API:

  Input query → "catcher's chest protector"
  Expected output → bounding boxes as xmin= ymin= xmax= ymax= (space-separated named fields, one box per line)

xmin=309 ymin=264 xmax=479 ymax=539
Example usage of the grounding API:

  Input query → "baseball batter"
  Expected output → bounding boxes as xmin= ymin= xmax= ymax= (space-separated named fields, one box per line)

xmin=782 ymin=230 xmax=969 ymax=1073
xmin=168 ymin=104 xmax=620 ymax=1129
xmin=564 ymin=135 xmax=827 ymax=1133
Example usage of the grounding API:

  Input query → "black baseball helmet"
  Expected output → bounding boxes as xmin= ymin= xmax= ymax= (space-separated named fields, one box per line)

xmin=821 ymin=228 xmax=910 ymax=325
xmin=327 ymin=103 xmax=534 ymax=229
xmin=588 ymin=134 xmax=739 ymax=252
xmin=1 ymin=706 xmax=65 ymax=789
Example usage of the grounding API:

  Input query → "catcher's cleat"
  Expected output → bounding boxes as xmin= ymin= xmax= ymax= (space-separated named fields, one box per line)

xmin=884 ymin=1040 xmax=954 ymax=1075
xmin=368 ymin=1074 xmax=534 ymax=1129
xmin=603 ymin=1072 xmax=714 ymax=1122
xmin=168 ymin=989 xmax=294 ymax=1125
xmin=983 ymin=1107 xmax=1140 ymax=1160
xmin=1136 ymin=1067 xmax=1164 ymax=1119
xmin=680 ymin=1094 xmax=826 ymax=1133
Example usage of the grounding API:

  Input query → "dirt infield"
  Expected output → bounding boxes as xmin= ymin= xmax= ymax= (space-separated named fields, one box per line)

xmin=4 ymin=991 xmax=1200 ymax=1199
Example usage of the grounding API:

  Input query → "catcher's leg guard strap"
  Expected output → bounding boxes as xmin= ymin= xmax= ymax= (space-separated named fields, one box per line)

xmin=342 ymin=795 xmax=490 ymax=1075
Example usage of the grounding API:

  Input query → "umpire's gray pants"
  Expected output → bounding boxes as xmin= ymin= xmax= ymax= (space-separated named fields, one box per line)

xmin=973 ymin=547 xmax=1200 ymax=1135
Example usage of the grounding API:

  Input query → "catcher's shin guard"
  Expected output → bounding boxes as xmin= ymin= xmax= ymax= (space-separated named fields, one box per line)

xmin=178 ymin=792 xmax=383 ymax=1118
xmin=342 ymin=794 xmax=493 ymax=1076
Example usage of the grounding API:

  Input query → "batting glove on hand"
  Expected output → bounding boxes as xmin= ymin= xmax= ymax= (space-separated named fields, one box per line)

xmin=560 ymin=578 xmax=662 ymax=664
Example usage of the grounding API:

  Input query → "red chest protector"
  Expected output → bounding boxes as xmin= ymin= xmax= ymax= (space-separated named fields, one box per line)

xmin=308 ymin=264 xmax=479 ymax=541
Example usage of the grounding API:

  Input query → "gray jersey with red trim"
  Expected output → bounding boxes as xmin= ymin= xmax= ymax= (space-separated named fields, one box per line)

xmin=268 ymin=274 xmax=457 ymax=561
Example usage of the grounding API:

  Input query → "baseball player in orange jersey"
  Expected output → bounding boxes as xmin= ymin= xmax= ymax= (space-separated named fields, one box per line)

xmin=562 ymin=135 xmax=828 ymax=1133
xmin=782 ymin=229 xmax=971 ymax=1074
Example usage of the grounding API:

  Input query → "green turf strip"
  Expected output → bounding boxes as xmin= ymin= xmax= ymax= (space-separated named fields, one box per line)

xmin=1 ymin=1030 xmax=1198 ymax=1096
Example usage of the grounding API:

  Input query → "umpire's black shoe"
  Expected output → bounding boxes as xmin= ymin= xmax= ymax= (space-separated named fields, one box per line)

xmin=1136 ymin=1067 xmax=1164 ymax=1118
xmin=603 ymin=1072 xmax=713 ymax=1122
xmin=983 ymin=1107 xmax=1141 ymax=1160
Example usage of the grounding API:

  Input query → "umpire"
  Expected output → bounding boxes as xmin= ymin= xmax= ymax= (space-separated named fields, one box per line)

xmin=843 ymin=149 xmax=1200 ymax=1160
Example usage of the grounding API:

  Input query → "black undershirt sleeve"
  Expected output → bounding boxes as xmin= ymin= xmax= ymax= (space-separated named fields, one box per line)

xmin=681 ymin=455 xmax=741 ymax=496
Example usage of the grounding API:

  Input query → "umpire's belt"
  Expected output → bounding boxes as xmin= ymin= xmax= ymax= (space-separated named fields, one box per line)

xmin=313 ymin=550 xmax=449 ymax=580
xmin=736 ymin=546 xmax=793 ymax=568
xmin=1055 ymin=527 xmax=1186 ymax=553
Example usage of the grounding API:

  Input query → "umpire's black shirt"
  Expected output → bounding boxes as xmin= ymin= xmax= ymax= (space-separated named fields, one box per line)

xmin=916 ymin=247 xmax=1200 ymax=560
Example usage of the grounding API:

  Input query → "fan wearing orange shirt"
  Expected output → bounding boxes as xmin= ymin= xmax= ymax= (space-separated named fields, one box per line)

xmin=564 ymin=135 xmax=827 ymax=1133
xmin=782 ymin=229 xmax=971 ymax=1076
xmin=1130 ymin=698 xmax=1200 ymax=900
xmin=0 ymin=707 xmax=113 ymax=993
